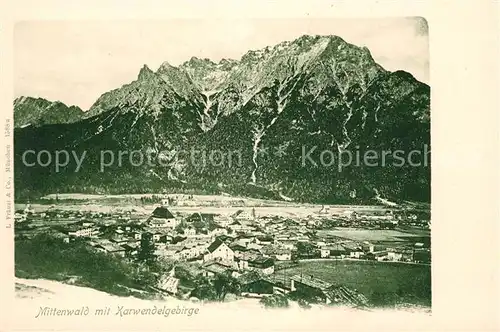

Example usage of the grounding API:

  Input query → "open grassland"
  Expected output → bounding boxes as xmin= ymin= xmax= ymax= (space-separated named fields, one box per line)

xmin=38 ymin=193 xmax=388 ymax=209
xmin=275 ymin=260 xmax=431 ymax=307
xmin=316 ymin=228 xmax=430 ymax=243
xmin=17 ymin=193 xmax=390 ymax=218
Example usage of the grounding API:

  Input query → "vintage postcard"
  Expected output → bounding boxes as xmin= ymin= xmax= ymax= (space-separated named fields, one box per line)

xmin=1 ymin=1 xmax=498 ymax=331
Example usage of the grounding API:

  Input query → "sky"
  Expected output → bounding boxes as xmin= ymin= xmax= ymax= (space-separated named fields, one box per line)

xmin=14 ymin=18 xmax=429 ymax=110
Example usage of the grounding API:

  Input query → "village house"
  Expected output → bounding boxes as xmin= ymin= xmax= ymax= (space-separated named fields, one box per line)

xmin=290 ymin=274 xmax=368 ymax=306
xmin=296 ymin=234 xmax=311 ymax=242
xmin=239 ymin=248 xmax=261 ymax=259
xmin=202 ymin=261 xmax=240 ymax=278
xmin=361 ymin=242 xmax=375 ymax=253
xmin=316 ymin=241 xmax=327 ymax=247
xmin=248 ymin=257 xmax=275 ymax=275
xmin=246 ymin=242 xmax=263 ymax=252
xmin=216 ymin=234 xmax=236 ymax=244
xmin=400 ymin=248 xmax=415 ymax=262
xmin=232 ymin=209 xmax=255 ymax=222
xmin=208 ymin=226 xmax=228 ymax=237
xmin=274 ymin=234 xmax=289 ymax=242
xmin=320 ymin=247 xmax=331 ymax=258
xmin=235 ymin=257 xmax=249 ymax=270
xmin=121 ymin=242 xmax=139 ymax=258
xmin=234 ymin=234 xmax=255 ymax=247
xmin=274 ymin=248 xmax=292 ymax=261
xmin=249 ymin=230 xmax=266 ymax=237
xmin=203 ymin=239 xmax=235 ymax=263
xmin=93 ymin=240 xmax=126 ymax=257
xmin=154 ymin=242 xmax=167 ymax=250
xmin=66 ymin=221 xmax=100 ymax=238
xmin=157 ymin=244 xmax=184 ymax=259
xmin=366 ymin=250 xmax=389 ymax=261
xmin=176 ymin=246 xmax=195 ymax=260
xmin=328 ymin=243 xmax=348 ymax=258
xmin=387 ymin=248 xmax=404 ymax=261
xmin=277 ymin=239 xmax=297 ymax=250
xmin=262 ymin=246 xmax=292 ymax=261
xmin=178 ymin=241 xmax=209 ymax=260
xmin=238 ymin=271 xmax=276 ymax=296
xmin=14 ymin=213 xmax=27 ymax=223
xmin=230 ymin=243 xmax=249 ymax=255
xmin=228 ymin=220 xmax=254 ymax=233
xmin=152 ymin=232 xmax=163 ymax=242
xmin=213 ymin=214 xmax=232 ymax=227
xmin=342 ymin=242 xmax=365 ymax=258
xmin=186 ymin=212 xmax=217 ymax=224
xmin=290 ymin=274 xmax=333 ymax=303
xmin=147 ymin=207 xmax=179 ymax=228
xmin=364 ymin=214 xmax=395 ymax=222
xmin=182 ymin=233 xmax=213 ymax=242
xmin=23 ymin=203 xmax=34 ymax=215
xmin=183 ymin=226 xmax=196 ymax=237
xmin=255 ymin=235 xmax=274 ymax=246
xmin=307 ymin=219 xmax=320 ymax=228
xmin=109 ymin=234 xmax=129 ymax=244
xmin=157 ymin=269 xmax=180 ymax=295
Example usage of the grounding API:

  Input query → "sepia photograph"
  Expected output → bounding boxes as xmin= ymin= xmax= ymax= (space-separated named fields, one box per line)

xmin=11 ymin=18 xmax=432 ymax=315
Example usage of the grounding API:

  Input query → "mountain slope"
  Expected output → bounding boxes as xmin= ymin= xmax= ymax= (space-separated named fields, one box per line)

xmin=13 ymin=35 xmax=430 ymax=203
xmin=14 ymin=97 xmax=84 ymax=128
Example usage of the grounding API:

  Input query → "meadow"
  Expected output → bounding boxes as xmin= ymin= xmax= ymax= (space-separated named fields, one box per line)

xmin=316 ymin=228 xmax=430 ymax=243
xmin=274 ymin=260 xmax=431 ymax=307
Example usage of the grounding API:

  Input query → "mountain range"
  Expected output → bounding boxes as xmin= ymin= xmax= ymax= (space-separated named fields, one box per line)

xmin=14 ymin=35 xmax=430 ymax=203
xmin=14 ymin=97 xmax=84 ymax=128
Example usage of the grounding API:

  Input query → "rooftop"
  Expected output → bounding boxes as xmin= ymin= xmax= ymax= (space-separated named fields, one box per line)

xmin=238 ymin=270 xmax=268 ymax=285
xmin=151 ymin=207 xmax=175 ymax=219
xmin=203 ymin=262 xmax=234 ymax=275
xmin=290 ymin=274 xmax=332 ymax=290
xmin=249 ymin=256 xmax=274 ymax=268
xmin=96 ymin=242 xmax=125 ymax=252
xmin=206 ymin=238 xmax=226 ymax=253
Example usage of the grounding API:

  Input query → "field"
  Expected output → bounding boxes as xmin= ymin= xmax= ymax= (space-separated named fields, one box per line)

xmin=274 ymin=260 xmax=431 ymax=307
xmin=17 ymin=193 xmax=390 ymax=218
xmin=316 ymin=228 xmax=430 ymax=243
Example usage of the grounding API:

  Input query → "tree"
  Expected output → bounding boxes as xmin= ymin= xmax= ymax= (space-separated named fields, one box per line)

xmin=213 ymin=272 xmax=241 ymax=301
xmin=193 ymin=219 xmax=206 ymax=232
xmin=174 ymin=266 xmax=198 ymax=288
xmin=207 ymin=220 xmax=218 ymax=232
xmin=190 ymin=276 xmax=218 ymax=301
xmin=296 ymin=242 xmax=318 ymax=259
xmin=174 ymin=220 xmax=188 ymax=234
xmin=137 ymin=233 xmax=156 ymax=266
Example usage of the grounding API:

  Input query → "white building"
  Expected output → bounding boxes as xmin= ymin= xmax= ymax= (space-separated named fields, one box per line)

xmin=147 ymin=207 xmax=179 ymax=228
xmin=67 ymin=222 xmax=99 ymax=238
xmin=183 ymin=227 xmax=196 ymax=237
xmin=203 ymin=239 xmax=235 ymax=262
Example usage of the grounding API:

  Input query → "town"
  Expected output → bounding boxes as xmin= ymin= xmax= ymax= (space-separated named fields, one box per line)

xmin=14 ymin=195 xmax=431 ymax=308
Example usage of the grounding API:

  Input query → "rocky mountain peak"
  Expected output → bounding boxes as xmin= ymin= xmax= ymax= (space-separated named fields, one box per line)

xmin=138 ymin=64 xmax=155 ymax=80
xmin=13 ymin=96 xmax=84 ymax=128
xmin=157 ymin=61 xmax=175 ymax=72
xmin=14 ymin=35 xmax=430 ymax=204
